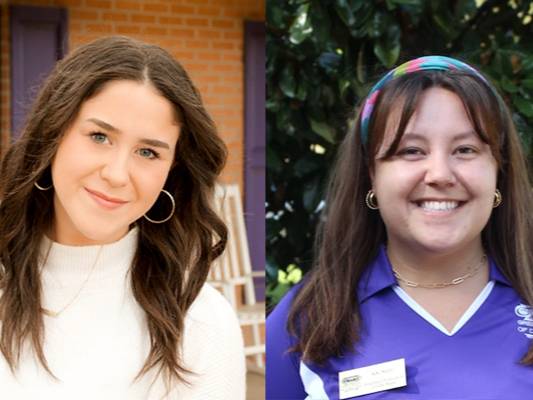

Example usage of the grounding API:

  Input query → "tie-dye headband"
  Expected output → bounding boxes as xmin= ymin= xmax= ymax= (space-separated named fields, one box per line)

xmin=360 ymin=55 xmax=490 ymax=146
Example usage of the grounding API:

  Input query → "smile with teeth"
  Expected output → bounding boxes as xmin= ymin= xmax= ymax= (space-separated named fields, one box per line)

xmin=417 ymin=200 xmax=462 ymax=212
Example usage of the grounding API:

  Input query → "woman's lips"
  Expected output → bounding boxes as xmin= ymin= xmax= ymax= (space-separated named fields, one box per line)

xmin=85 ymin=188 xmax=128 ymax=210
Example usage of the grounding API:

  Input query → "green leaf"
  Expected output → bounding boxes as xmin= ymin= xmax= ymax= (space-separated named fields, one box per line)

xmin=279 ymin=65 xmax=296 ymax=98
xmin=267 ymin=148 xmax=283 ymax=174
xmin=309 ymin=2 xmax=332 ymax=46
xmin=521 ymin=56 xmax=533 ymax=73
xmin=309 ymin=118 xmax=336 ymax=143
xmin=432 ymin=12 xmax=458 ymax=39
xmin=374 ymin=40 xmax=400 ymax=68
xmin=513 ymin=96 xmax=533 ymax=118
xmin=521 ymin=78 xmax=533 ymax=90
xmin=294 ymin=156 xmax=319 ymax=178
xmin=303 ymin=178 xmax=320 ymax=212
xmin=289 ymin=3 xmax=313 ymax=45
xmin=369 ymin=12 xmax=386 ymax=38
xmin=295 ymin=83 xmax=307 ymax=101
xmin=334 ymin=0 xmax=355 ymax=26
xmin=266 ymin=281 xmax=291 ymax=306
xmin=266 ymin=2 xmax=287 ymax=29
xmin=501 ymin=76 xmax=518 ymax=93
xmin=385 ymin=0 xmax=397 ymax=12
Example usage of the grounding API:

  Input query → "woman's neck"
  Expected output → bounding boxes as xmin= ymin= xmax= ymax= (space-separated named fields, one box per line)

xmin=386 ymin=239 xmax=487 ymax=286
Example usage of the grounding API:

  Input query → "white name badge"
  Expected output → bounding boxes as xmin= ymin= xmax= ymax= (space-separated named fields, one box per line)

xmin=338 ymin=358 xmax=407 ymax=399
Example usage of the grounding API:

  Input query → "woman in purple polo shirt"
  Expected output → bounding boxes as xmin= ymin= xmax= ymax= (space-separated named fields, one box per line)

xmin=267 ymin=56 xmax=533 ymax=399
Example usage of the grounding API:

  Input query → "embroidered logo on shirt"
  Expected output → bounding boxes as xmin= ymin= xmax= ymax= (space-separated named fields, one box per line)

xmin=515 ymin=304 xmax=533 ymax=339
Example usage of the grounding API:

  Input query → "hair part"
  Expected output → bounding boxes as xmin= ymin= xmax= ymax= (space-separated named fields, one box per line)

xmin=287 ymin=69 xmax=533 ymax=364
xmin=0 ymin=36 xmax=227 ymax=386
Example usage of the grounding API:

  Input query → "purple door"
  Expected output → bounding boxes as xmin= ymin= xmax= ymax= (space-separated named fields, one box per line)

xmin=244 ymin=21 xmax=265 ymax=300
xmin=10 ymin=5 xmax=67 ymax=139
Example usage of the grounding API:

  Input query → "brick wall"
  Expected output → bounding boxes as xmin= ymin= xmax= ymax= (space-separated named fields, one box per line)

xmin=0 ymin=0 xmax=264 ymax=186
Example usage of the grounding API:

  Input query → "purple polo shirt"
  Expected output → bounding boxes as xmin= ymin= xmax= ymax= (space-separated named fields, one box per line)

xmin=266 ymin=247 xmax=533 ymax=399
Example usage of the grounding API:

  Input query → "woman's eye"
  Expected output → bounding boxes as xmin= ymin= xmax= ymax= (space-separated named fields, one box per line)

xmin=397 ymin=147 xmax=423 ymax=157
xmin=138 ymin=148 xmax=159 ymax=159
xmin=456 ymin=146 xmax=477 ymax=155
xmin=90 ymin=132 xmax=108 ymax=144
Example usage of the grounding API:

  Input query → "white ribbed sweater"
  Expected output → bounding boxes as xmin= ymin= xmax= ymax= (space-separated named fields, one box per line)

xmin=0 ymin=228 xmax=246 ymax=399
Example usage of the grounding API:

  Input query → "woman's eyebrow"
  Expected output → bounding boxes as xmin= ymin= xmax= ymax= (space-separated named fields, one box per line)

xmin=402 ymin=130 xmax=478 ymax=141
xmin=86 ymin=117 xmax=170 ymax=150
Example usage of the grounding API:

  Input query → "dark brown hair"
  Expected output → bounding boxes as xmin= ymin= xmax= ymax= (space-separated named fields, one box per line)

xmin=0 ymin=36 xmax=227 ymax=385
xmin=287 ymin=69 xmax=533 ymax=364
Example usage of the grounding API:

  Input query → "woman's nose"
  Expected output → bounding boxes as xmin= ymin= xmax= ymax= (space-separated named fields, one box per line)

xmin=100 ymin=152 xmax=130 ymax=187
xmin=424 ymin=154 xmax=457 ymax=187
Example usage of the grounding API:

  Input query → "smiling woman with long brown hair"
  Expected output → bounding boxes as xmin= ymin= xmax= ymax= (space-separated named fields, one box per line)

xmin=0 ymin=36 xmax=245 ymax=399
xmin=267 ymin=56 xmax=533 ymax=399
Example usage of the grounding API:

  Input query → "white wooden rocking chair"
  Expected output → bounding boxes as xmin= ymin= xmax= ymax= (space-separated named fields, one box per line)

xmin=210 ymin=184 xmax=265 ymax=371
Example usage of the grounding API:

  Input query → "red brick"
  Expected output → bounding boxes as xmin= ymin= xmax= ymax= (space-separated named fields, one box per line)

xmin=71 ymin=10 xmax=99 ymax=20
xmin=222 ymin=75 xmax=243 ymax=84
xmin=224 ymin=31 xmax=241 ymax=40
xmin=85 ymin=0 xmax=111 ymax=9
xmin=182 ymin=62 xmax=206 ymax=72
xmin=197 ymin=52 xmax=221 ymax=62
xmin=170 ymin=28 xmax=195 ymax=38
xmin=216 ymin=64 xmax=239 ymax=72
xmin=171 ymin=5 xmax=195 ymax=14
xmin=200 ymin=76 xmax=222 ymax=84
xmin=197 ymin=29 xmax=221 ymax=40
xmin=159 ymin=16 xmax=183 ymax=25
xmin=212 ymin=19 xmax=235 ymax=29
xmin=115 ymin=1 xmax=141 ymax=11
xmin=222 ymin=8 xmax=242 ymax=18
xmin=185 ymin=40 xmax=207 ymax=49
xmin=86 ymin=24 xmax=112 ymax=33
xmin=185 ymin=17 xmax=209 ymax=27
xmin=116 ymin=25 xmax=141 ymax=34
xmin=143 ymin=26 xmax=167 ymax=36
xmin=102 ymin=12 xmax=128 ymax=22
xmin=197 ymin=6 xmax=221 ymax=16
xmin=213 ymin=41 xmax=234 ymax=50
xmin=222 ymin=53 xmax=241 ymax=62
xmin=143 ymin=3 xmax=169 ymax=13
xmin=131 ymin=14 xmax=156 ymax=23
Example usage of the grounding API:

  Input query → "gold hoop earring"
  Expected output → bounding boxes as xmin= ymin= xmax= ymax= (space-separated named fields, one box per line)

xmin=34 ymin=181 xmax=52 ymax=191
xmin=493 ymin=189 xmax=502 ymax=208
xmin=143 ymin=190 xmax=175 ymax=224
xmin=365 ymin=190 xmax=379 ymax=210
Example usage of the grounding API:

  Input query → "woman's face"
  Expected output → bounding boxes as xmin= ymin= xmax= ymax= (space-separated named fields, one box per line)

xmin=51 ymin=80 xmax=180 ymax=245
xmin=372 ymin=87 xmax=498 ymax=255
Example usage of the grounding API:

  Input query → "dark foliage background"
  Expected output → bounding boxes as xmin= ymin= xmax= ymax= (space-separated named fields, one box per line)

xmin=266 ymin=0 xmax=533 ymax=307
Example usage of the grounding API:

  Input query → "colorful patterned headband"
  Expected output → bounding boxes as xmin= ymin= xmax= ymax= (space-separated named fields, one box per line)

xmin=360 ymin=55 xmax=490 ymax=146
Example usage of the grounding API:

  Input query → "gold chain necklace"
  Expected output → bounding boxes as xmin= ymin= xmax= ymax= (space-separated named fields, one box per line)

xmin=41 ymin=242 xmax=104 ymax=317
xmin=392 ymin=254 xmax=487 ymax=289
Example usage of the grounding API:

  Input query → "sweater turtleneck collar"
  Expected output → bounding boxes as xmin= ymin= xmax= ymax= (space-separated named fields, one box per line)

xmin=40 ymin=227 xmax=139 ymax=283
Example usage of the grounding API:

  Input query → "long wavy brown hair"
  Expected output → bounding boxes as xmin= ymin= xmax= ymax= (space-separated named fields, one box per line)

xmin=288 ymin=69 xmax=533 ymax=364
xmin=0 ymin=36 xmax=227 ymax=385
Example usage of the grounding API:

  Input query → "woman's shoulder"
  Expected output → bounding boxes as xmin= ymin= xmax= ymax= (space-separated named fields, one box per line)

xmin=266 ymin=282 xmax=304 ymax=356
xmin=185 ymin=283 xmax=241 ymax=330
xmin=181 ymin=284 xmax=245 ymax=386
xmin=177 ymin=284 xmax=245 ymax=399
